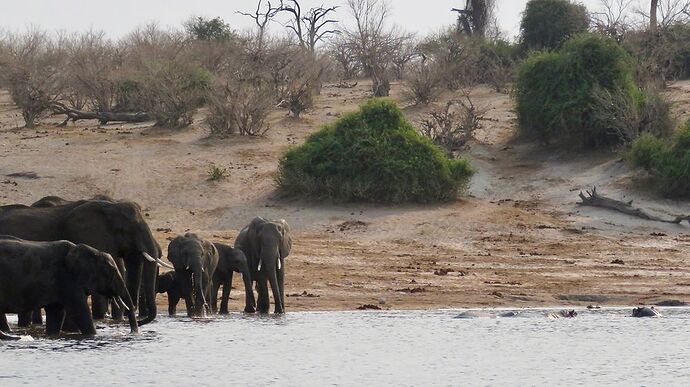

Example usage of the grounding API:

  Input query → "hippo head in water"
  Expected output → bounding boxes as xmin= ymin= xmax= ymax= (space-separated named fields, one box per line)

xmin=632 ymin=306 xmax=661 ymax=318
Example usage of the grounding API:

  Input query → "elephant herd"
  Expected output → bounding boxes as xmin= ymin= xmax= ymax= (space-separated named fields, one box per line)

xmin=0 ymin=195 xmax=292 ymax=340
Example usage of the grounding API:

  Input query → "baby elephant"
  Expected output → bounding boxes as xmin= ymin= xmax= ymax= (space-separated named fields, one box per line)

xmin=157 ymin=271 xmax=182 ymax=316
xmin=211 ymin=243 xmax=256 ymax=314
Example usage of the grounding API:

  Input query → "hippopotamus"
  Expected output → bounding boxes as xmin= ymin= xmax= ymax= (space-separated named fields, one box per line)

xmin=547 ymin=310 xmax=577 ymax=319
xmin=454 ymin=310 xmax=521 ymax=319
xmin=632 ymin=306 xmax=661 ymax=318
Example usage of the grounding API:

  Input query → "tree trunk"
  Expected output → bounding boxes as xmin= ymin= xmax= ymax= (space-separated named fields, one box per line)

xmin=51 ymin=103 xmax=151 ymax=126
xmin=650 ymin=0 xmax=659 ymax=32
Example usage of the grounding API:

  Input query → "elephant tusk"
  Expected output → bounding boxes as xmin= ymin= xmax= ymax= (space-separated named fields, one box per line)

xmin=142 ymin=252 xmax=156 ymax=262
xmin=257 ymin=260 xmax=262 ymax=271
xmin=116 ymin=297 xmax=130 ymax=311
xmin=156 ymin=258 xmax=175 ymax=269
xmin=278 ymin=259 xmax=281 ymax=270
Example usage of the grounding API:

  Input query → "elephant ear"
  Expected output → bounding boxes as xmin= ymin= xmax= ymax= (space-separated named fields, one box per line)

xmin=278 ymin=219 xmax=292 ymax=259
xmin=166 ymin=237 xmax=186 ymax=269
xmin=64 ymin=243 xmax=98 ymax=286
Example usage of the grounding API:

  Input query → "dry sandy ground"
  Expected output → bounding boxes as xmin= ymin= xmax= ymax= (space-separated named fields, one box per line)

xmin=1 ymin=80 xmax=690 ymax=312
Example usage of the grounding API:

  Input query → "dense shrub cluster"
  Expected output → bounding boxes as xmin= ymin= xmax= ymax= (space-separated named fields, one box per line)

xmin=277 ymin=99 xmax=474 ymax=203
xmin=519 ymin=0 xmax=589 ymax=51
xmin=515 ymin=33 xmax=670 ymax=148
xmin=629 ymin=121 xmax=690 ymax=197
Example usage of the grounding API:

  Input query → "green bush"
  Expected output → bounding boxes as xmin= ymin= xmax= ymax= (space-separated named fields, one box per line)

xmin=520 ymin=0 xmax=589 ymax=51
xmin=629 ymin=122 xmax=690 ymax=196
xmin=276 ymin=99 xmax=474 ymax=203
xmin=515 ymin=33 xmax=667 ymax=148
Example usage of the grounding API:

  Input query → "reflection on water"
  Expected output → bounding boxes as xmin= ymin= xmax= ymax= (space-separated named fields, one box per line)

xmin=2 ymin=308 xmax=690 ymax=386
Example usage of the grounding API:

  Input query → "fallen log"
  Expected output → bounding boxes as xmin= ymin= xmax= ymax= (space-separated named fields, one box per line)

xmin=51 ymin=103 xmax=152 ymax=126
xmin=577 ymin=186 xmax=690 ymax=225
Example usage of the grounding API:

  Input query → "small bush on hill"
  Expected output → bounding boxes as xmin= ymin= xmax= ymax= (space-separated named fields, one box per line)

xmin=629 ymin=121 xmax=690 ymax=197
xmin=515 ymin=33 xmax=670 ymax=148
xmin=276 ymin=99 xmax=474 ymax=203
xmin=520 ymin=0 xmax=589 ymax=51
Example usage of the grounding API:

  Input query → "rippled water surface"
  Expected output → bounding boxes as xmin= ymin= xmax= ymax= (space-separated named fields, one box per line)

xmin=2 ymin=308 xmax=690 ymax=386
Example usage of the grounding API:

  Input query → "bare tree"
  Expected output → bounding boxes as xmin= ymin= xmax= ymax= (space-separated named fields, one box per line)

xmin=452 ymin=0 xmax=496 ymax=37
xmin=344 ymin=0 xmax=400 ymax=96
xmin=0 ymin=29 xmax=66 ymax=128
xmin=237 ymin=0 xmax=282 ymax=49
xmin=329 ymin=35 xmax=359 ymax=79
xmin=592 ymin=0 xmax=634 ymax=42
xmin=639 ymin=0 xmax=690 ymax=31
xmin=392 ymin=35 xmax=417 ymax=80
xmin=278 ymin=1 xmax=340 ymax=53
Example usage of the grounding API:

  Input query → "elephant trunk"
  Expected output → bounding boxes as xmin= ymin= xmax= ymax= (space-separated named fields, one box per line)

xmin=192 ymin=265 xmax=207 ymax=317
xmin=115 ymin=273 xmax=139 ymax=334
xmin=137 ymin=257 xmax=158 ymax=326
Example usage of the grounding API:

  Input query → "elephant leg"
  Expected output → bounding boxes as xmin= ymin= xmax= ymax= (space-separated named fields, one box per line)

xmin=278 ymin=266 xmax=285 ymax=313
xmin=111 ymin=299 xmax=123 ymax=321
xmin=91 ymin=295 xmax=108 ymax=320
xmin=242 ymin=271 xmax=256 ymax=313
xmin=256 ymin=277 xmax=270 ymax=314
xmin=268 ymin=269 xmax=284 ymax=314
xmin=210 ymin=279 xmax=220 ymax=314
xmin=45 ymin=305 xmax=66 ymax=336
xmin=18 ymin=312 xmax=32 ymax=328
xmin=220 ymin=274 xmax=232 ymax=315
xmin=0 ymin=313 xmax=10 ymax=332
xmin=169 ymin=291 xmax=180 ymax=316
xmin=61 ymin=312 xmax=80 ymax=333
xmin=66 ymin=297 xmax=96 ymax=335
xmin=31 ymin=308 xmax=43 ymax=325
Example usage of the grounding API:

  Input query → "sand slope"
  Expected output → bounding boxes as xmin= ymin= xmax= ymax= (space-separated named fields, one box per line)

xmin=1 ymin=81 xmax=689 ymax=311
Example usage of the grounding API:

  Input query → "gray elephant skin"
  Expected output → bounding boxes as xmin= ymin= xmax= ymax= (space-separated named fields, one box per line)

xmin=156 ymin=271 xmax=182 ymax=316
xmin=234 ymin=217 xmax=292 ymax=314
xmin=0 ymin=197 xmax=164 ymax=326
xmin=167 ymin=233 xmax=219 ymax=317
xmin=0 ymin=237 xmax=138 ymax=339
xmin=212 ymin=243 xmax=256 ymax=314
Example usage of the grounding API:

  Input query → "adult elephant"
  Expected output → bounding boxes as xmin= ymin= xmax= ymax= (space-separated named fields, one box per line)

xmin=167 ymin=233 xmax=219 ymax=317
xmin=19 ymin=194 xmax=120 ymax=326
xmin=211 ymin=243 xmax=256 ymax=314
xmin=234 ymin=217 xmax=292 ymax=314
xmin=0 ymin=198 xmax=170 ymax=326
xmin=0 ymin=237 xmax=138 ymax=338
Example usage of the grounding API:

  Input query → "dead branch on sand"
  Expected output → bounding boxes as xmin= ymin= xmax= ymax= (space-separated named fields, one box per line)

xmin=51 ymin=102 xmax=151 ymax=126
xmin=577 ymin=186 xmax=690 ymax=225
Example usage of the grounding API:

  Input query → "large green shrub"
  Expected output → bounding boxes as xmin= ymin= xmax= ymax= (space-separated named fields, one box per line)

xmin=515 ymin=33 xmax=669 ymax=147
xmin=520 ymin=0 xmax=589 ymax=51
xmin=276 ymin=99 xmax=474 ymax=203
xmin=629 ymin=121 xmax=690 ymax=196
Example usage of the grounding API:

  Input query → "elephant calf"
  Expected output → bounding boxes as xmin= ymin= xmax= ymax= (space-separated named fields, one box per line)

xmin=211 ymin=243 xmax=256 ymax=314
xmin=0 ymin=237 xmax=138 ymax=338
xmin=156 ymin=271 xmax=182 ymax=316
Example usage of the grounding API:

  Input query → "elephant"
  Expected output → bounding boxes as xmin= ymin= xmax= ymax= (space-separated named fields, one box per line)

xmin=211 ymin=243 xmax=256 ymax=314
xmin=18 ymin=194 xmax=120 ymax=326
xmin=0 ymin=198 xmax=170 ymax=327
xmin=0 ymin=237 xmax=138 ymax=339
xmin=31 ymin=194 xmax=113 ymax=208
xmin=234 ymin=217 xmax=292 ymax=314
xmin=167 ymin=233 xmax=219 ymax=317
xmin=156 ymin=271 xmax=182 ymax=316
xmin=632 ymin=306 xmax=661 ymax=317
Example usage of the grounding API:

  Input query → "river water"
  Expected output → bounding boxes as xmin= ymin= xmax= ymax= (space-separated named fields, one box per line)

xmin=1 ymin=308 xmax=689 ymax=386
